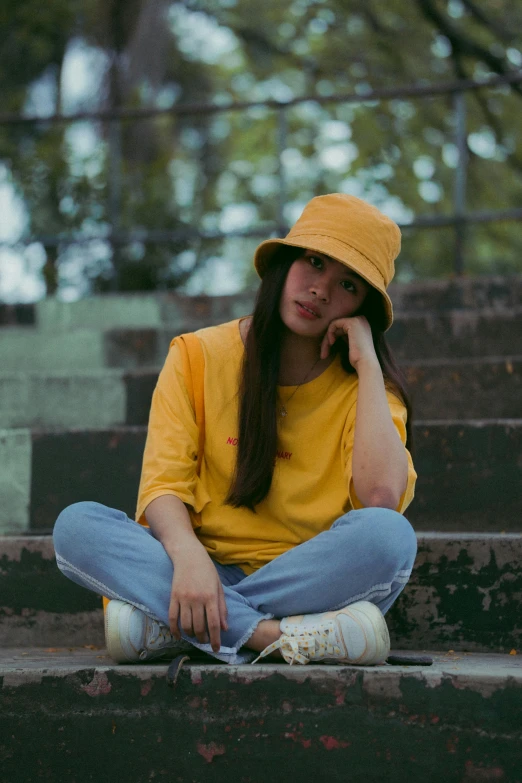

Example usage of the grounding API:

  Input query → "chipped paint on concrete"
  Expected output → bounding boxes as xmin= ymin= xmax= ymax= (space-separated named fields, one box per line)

xmin=80 ymin=671 xmax=112 ymax=697
xmin=0 ymin=536 xmax=55 ymax=563
xmin=448 ymin=674 xmax=511 ymax=699
xmin=196 ymin=741 xmax=226 ymax=763
xmin=319 ymin=735 xmax=351 ymax=749
xmin=190 ymin=668 xmax=203 ymax=685
xmin=388 ymin=534 xmax=522 ymax=653
xmin=2 ymin=670 xmax=43 ymax=688
xmin=363 ymin=670 xmax=403 ymax=700
xmin=2 ymin=650 xmax=522 ymax=781
xmin=462 ymin=761 xmax=505 ymax=781
xmin=140 ymin=679 xmax=152 ymax=697
xmin=421 ymin=670 xmax=444 ymax=689
xmin=416 ymin=534 xmax=522 ymax=571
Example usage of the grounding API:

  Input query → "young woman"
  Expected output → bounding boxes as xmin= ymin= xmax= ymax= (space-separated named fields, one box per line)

xmin=53 ymin=193 xmax=417 ymax=666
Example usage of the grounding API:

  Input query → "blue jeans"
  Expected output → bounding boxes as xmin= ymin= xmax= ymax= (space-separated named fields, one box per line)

xmin=53 ymin=501 xmax=417 ymax=664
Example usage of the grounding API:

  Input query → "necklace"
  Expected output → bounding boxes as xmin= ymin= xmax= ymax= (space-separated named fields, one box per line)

xmin=279 ymin=356 xmax=322 ymax=417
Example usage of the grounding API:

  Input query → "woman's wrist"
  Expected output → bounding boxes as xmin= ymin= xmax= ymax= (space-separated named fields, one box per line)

xmin=353 ymin=354 xmax=381 ymax=376
xmin=167 ymin=534 xmax=205 ymax=562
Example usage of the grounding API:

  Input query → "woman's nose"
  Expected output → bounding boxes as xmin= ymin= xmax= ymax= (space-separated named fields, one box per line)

xmin=310 ymin=276 xmax=331 ymax=301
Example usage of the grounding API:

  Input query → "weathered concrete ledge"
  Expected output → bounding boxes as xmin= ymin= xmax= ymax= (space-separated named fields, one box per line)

xmin=0 ymin=369 xmax=126 ymax=429
xmin=0 ymin=420 xmax=517 ymax=534
xmin=388 ymin=308 xmax=522 ymax=360
xmin=1 ymin=308 xmax=521 ymax=372
xmin=100 ymin=309 xmax=522 ymax=367
xmin=1 ymin=357 xmax=520 ymax=429
xmin=404 ymin=356 xmax=522 ymax=420
xmin=2 ymin=533 xmax=521 ymax=652
xmin=2 ymin=276 xmax=521 ymax=330
xmin=1 ymin=648 xmax=521 ymax=782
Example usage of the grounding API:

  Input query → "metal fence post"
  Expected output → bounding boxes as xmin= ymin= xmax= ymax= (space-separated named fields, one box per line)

xmin=276 ymin=107 xmax=288 ymax=236
xmin=453 ymin=91 xmax=468 ymax=276
xmin=108 ymin=118 xmax=123 ymax=291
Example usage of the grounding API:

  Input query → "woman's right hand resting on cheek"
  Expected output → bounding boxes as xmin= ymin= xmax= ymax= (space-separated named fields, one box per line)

xmin=144 ymin=494 xmax=228 ymax=654
xmin=169 ymin=539 xmax=228 ymax=653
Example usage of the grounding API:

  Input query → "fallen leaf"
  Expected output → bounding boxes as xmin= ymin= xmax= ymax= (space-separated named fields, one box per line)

xmin=509 ymin=649 xmax=517 ymax=655
xmin=83 ymin=645 xmax=101 ymax=650
xmin=45 ymin=648 xmax=60 ymax=653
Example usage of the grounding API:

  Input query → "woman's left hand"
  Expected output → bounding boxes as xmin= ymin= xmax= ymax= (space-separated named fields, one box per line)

xmin=320 ymin=315 xmax=377 ymax=370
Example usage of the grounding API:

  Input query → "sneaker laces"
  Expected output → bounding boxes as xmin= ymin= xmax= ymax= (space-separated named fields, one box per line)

xmin=147 ymin=620 xmax=175 ymax=649
xmin=252 ymin=622 xmax=342 ymax=665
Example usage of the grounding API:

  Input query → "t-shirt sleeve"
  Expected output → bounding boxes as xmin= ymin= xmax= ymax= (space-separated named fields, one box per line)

xmin=342 ymin=390 xmax=416 ymax=514
xmin=135 ymin=340 xmax=211 ymax=528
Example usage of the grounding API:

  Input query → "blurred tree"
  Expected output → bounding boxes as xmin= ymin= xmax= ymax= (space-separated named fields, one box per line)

xmin=1 ymin=0 xmax=521 ymax=297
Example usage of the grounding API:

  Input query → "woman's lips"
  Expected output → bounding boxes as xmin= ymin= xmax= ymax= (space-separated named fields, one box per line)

xmin=295 ymin=301 xmax=320 ymax=319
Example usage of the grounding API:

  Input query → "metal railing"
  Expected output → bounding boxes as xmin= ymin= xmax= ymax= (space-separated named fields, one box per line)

xmin=2 ymin=70 xmax=522 ymax=290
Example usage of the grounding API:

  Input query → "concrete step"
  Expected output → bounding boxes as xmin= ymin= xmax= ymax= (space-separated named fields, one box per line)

xmin=409 ymin=419 xmax=522 ymax=531
xmin=404 ymin=356 xmax=522 ymax=420
xmin=2 ymin=276 xmax=521 ymax=330
xmin=1 ymin=357 xmax=521 ymax=429
xmin=1 ymin=647 xmax=521 ymax=783
xmin=1 ymin=533 xmax=521 ymax=654
xmin=388 ymin=308 xmax=522 ymax=361
xmin=389 ymin=274 xmax=522 ymax=312
xmin=29 ymin=291 xmax=256 ymax=332
xmin=1 ymin=420 xmax=520 ymax=534
xmin=1 ymin=308 xmax=521 ymax=371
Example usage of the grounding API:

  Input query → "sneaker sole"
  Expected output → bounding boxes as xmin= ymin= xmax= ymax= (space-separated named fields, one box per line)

xmin=105 ymin=600 xmax=135 ymax=663
xmin=336 ymin=601 xmax=390 ymax=665
xmin=105 ymin=600 xmax=193 ymax=664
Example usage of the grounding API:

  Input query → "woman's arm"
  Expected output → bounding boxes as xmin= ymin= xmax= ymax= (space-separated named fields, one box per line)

xmin=351 ymin=358 xmax=408 ymax=508
xmin=321 ymin=315 xmax=408 ymax=509
xmin=146 ymin=494 xmax=228 ymax=652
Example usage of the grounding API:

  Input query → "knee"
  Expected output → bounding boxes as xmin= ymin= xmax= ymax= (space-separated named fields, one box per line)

xmin=336 ymin=507 xmax=417 ymax=566
xmin=53 ymin=501 xmax=101 ymax=560
xmin=368 ymin=508 xmax=417 ymax=566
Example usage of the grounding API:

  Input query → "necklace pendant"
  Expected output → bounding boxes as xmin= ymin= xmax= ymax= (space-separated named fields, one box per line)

xmin=280 ymin=406 xmax=288 ymax=417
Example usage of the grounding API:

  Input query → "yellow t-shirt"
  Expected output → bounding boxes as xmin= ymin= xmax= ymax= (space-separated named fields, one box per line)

xmin=136 ymin=318 xmax=416 ymax=574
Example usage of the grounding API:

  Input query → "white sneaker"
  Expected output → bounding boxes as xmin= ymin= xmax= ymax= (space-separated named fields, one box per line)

xmin=105 ymin=600 xmax=192 ymax=663
xmin=252 ymin=601 xmax=390 ymax=665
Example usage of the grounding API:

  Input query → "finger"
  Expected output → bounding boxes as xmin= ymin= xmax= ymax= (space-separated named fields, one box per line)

xmin=180 ymin=604 xmax=194 ymax=639
xmin=191 ymin=604 xmax=209 ymax=645
xmin=169 ymin=599 xmax=181 ymax=639
xmin=205 ymin=603 xmax=222 ymax=653
xmin=218 ymin=584 xmax=229 ymax=632
xmin=320 ymin=334 xmax=330 ymax=359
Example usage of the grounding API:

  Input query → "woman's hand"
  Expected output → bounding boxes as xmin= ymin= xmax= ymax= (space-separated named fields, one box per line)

xmin=320 ymin=315 xmax=378 ymax=370
xmin=169 ymin=540 xmax=228 ymax=653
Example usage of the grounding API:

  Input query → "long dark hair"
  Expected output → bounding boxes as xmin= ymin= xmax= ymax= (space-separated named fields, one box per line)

xmin=225 ymin=248 xmax=413 ymax=511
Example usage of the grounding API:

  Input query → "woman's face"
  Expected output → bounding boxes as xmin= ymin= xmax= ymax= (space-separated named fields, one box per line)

xmin=279 ymin=249 xmax=371 ymax=337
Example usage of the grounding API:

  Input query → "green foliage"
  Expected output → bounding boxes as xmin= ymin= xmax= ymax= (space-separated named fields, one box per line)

xmin=1 ymin=0 xmax=521 ymax=297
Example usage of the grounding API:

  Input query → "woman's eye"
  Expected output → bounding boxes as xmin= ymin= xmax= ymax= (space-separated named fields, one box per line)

xmin=308 ymin=255 xmax=322 ymax=268
xmin=342 ymin=280 xmax=356 ymax=292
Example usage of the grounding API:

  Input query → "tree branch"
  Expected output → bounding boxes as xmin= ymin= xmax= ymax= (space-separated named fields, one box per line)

xmin=416 ymin=0 xmax=522 ymax=98
xmin=459 ymin=0 xmax=515 ymax=44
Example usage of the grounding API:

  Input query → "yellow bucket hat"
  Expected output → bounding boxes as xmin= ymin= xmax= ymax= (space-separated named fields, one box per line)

xmin=253 ymin=193 xmax=401 ymax=330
